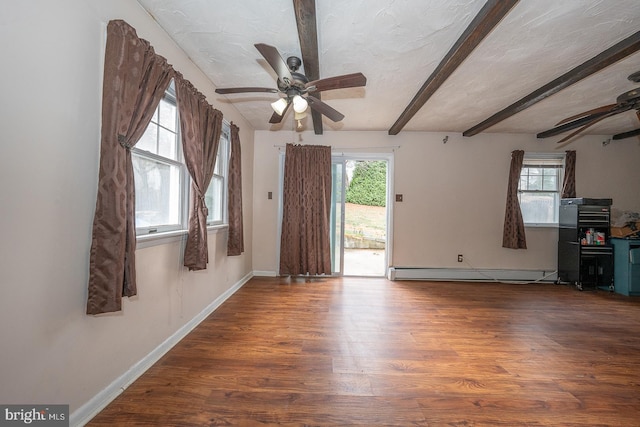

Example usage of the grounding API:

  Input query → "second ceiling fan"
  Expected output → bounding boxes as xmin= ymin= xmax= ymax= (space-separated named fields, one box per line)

xmin=215 ymin=43 xmax=366 ymax=128
xmin=537 ymin=71 xmax=640 ymax=143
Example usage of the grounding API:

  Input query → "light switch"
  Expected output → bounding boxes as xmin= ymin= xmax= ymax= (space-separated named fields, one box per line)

xmin=268 ymin=191 xmax=273 ymax=200
xmin=396 ymin=194 xmax=403 ymax=202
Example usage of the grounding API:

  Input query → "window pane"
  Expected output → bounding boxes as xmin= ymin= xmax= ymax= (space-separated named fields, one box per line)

xmin=158 ymin=127 xmax=177 ymax=160
xmin=159 ymin=99 xmax=177 ymax=132
xmin=543 ymin=173 xmax=557 ymax=191
xmin=214 ymin=150 xmax=222 ymax=175
xmin=519 ymin=175 xmax=527 ymax=191
xmin=204 ymin=126 xmax=230 ymax=226
xmin=137 ymin=123 xmax=157 ymax=153
xmin=133 ymin=156 xmax=181 ymax=227
xmin=520 ymin=155 xmax=563 ymax=225
xmin=520 ymin=192 xmax=558 ymax=224
xmin=205 ymin=176 xmax=223 ymax=223
xmin=527 ymin=174 xmax=541 ymax=190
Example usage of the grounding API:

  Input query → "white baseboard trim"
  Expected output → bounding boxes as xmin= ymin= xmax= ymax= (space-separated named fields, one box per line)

xmin=253 ymin=270 xmax=277 ymax=277
xmin=70 ymin=271 xmax=253 ymax=427
xmin=389 ymin=267 xmax=557 ymax=283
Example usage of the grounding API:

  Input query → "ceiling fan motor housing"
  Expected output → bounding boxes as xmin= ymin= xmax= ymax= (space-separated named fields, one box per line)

xmin=628 ymin=70 xmax=640 ymax=83
xmin=291 ymin=71 xmax=309 ymax=85
xmin=617 ymin=88 xmax=640 ymax=106
xmin=278 ymin=56 xmax=309 ymax=98
xmin=277 ymin=56 xmax=309 ymax=94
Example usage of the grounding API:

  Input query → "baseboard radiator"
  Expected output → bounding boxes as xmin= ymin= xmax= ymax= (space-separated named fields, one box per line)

xmin=389 ymin=267 xmax=557 ymax=283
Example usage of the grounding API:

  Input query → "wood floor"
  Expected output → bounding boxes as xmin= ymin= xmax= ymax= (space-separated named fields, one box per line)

xmin=89 ymin=277 xmax=640 ymax=426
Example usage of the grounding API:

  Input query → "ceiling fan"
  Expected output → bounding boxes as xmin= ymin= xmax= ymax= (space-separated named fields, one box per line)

xmin=537 ymin=71 xmax=640 ymax=143
xmin=215 ymin=43 xmax=366 ymax=128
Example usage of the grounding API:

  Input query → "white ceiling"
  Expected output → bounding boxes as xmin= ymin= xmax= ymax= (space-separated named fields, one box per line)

xmin=137 ymin=0 xmax=640 ymax=139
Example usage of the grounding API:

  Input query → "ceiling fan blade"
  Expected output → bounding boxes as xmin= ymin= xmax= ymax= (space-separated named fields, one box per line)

xmin=556 ymin=113 xmax=613 ymax=143
xmin=538 ymin=112 xmax=609 ymax=138
xmin=215 ymin=87 xmax=278 ymax=94
xmin=537 ymin=104 xmax=632 ymax=139
xmin=306 ymin=72 xmax=367 ymax=92
xmin=268 ymin=102 xmax=291 ymax=124
xmin=254 ymin=43 xmax=293 ymax=85
xmin=306 ymin=95 xmax=344 ymax=122
xmin=555 ymin=103 xmax=617 ymax=126
xmin=612 ymin=127 xmax=640 ymax=140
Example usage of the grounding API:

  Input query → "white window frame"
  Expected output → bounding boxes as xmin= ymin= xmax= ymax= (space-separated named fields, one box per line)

xmin=132 ymin=81 xmax=231 ymax=248
xmin=518 ymin=152 xmax=565 ymax=227
xmin=132 ymin=83 xmax=190 ymax=237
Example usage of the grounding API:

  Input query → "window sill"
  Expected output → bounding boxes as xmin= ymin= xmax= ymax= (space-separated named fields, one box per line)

xmin=525 ymin=223 xmax=558 ymax=229
xmin=136 ymin=224 xmax=228 ymax=250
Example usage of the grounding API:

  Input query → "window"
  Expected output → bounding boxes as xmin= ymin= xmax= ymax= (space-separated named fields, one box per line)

xmin=132 ymin=83 xmax=189 ymax=235
xmin=204 ymin=123 xmax=230 ymax=225
xmin=133 ymin=83 xmax=230 ymax=237
xmin=518 ymin=153 xmax=564 ymax=226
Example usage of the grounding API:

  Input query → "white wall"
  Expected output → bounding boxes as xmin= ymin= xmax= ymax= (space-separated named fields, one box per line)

xmin=0 ymin=0 xmax=253 ymax=421
xmin=253 ymin=130 xmax=640 ymax=273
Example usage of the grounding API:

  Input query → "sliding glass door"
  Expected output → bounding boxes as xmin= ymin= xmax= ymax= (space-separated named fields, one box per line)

xmin=330 ymin=160 xmax=345 ymax=275
xmin=331 ymin=156 xmax=389 ymax=277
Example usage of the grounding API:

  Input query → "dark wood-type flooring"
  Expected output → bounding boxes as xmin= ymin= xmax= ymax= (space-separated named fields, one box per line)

xmin=89 ymin=277 xmax=640 ymax=426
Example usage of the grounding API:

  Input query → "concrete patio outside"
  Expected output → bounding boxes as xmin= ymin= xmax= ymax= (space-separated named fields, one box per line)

xmin=343 ymin=248 xmax=386 ymax=277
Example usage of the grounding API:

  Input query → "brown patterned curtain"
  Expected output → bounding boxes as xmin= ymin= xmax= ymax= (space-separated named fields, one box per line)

xmin=562 ymin=150 xmax=576 ymax=198
xmin=227 ymin=123 xmax=244 ymax=256
xmin=502 ymin=150 xmax=527 ymax=249
xmin=279 ymin=144 xmax=332 ymax=275
xmin=87 ymin=20 xmax=174 ymax=314
xmin=175 ymin=75 xmax=223 ymax=271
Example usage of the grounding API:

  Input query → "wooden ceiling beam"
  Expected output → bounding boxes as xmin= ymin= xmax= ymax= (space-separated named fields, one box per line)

xmin=388 ymin=0 xmax=519 ymax=135
xmin=293 ymin=0 xmax=323 ymax=135
xmin=463 ymin=30 xmax=640 ymax=137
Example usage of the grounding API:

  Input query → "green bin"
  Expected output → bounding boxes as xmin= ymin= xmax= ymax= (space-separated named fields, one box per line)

xmin=630 ymin=248 xmax=640 ymax=291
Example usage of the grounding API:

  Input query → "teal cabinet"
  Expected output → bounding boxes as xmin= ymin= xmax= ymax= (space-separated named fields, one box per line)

xmin=611 ymin=238 xmax=640 ymax=296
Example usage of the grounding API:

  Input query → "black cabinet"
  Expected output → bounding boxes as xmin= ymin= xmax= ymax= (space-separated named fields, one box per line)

xmin=557 ymin=198 xmax=613 ymax=290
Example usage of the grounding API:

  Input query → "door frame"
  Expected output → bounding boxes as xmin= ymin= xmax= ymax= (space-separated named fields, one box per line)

xmin=331 ymin=152 xmax=394 ymax=278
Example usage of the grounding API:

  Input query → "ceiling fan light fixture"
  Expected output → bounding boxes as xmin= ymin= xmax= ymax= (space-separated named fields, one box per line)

xmin=294 ymin=110 xmax=308 ymax=120
xmin=292 ymin=94 xmax=308 ymax=113
xmin=271 ymin=98 xmax=288 ymax=116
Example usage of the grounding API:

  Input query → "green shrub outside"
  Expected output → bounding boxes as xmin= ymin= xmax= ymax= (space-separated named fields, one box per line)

xmin=345 ymin=161 xmax=386 ymax=207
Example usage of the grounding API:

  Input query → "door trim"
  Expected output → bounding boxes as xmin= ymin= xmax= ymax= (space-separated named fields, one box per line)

xmin=332 ymin=153 xmax=394 ymax=278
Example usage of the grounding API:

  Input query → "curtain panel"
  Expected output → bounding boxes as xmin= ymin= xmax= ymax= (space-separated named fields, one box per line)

xmin=502 ymin=150 xmax=527 ymax=249
xmin=175 ymin=76 xmax=223 ymax=271
xmin=279 ymin=144 xmax=332 ymax=275
xmin=87 ymin=20 xmax=174 ymax=314
xmin=562 ymin=150 xmax=576 ymax=198
xmin=227 ymin=123 xmax=244 ymax=256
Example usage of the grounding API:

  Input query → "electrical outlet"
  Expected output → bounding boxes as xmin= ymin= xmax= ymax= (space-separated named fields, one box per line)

xmin=457 ymin=254 xmax=463 ymax=263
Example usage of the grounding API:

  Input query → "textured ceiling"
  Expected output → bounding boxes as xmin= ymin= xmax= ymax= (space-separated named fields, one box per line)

xmin=137 ymin=0 xmax=640 ymax=139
